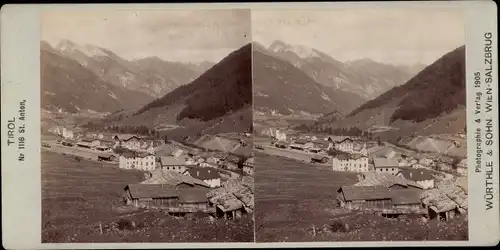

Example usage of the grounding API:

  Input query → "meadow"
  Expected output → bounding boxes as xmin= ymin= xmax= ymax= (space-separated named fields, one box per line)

xmin=254 ymin=152 xmax=468 ymax=242
xmin=42 ymin=151 xmax=254 ymax=243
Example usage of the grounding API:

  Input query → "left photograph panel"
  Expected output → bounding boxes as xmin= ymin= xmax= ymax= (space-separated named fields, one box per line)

xmin=40 ymin=9 xmax=254 ymax=243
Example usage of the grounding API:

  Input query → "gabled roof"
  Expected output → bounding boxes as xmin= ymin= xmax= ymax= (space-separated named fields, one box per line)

xmin=294 ymin=139 xmax=310 ymax=145
xmin=114 ymin=134 xmax=141 ymax=141
xmin=373 ymin=157 xmax=399 ymax=168
xmin=142 ymin=168 xmax=210 ymax=188
xmin=97 ymin=153 xmax=115 ymax=159
xmin=160 ymin=156 xmax=185 ymax=166
xmin=397 ymin=167 xmax=434 ymax=182
xmin=184 ymin=166 xmax=221 ymax=180
xmin=125 ymin=184 xmax=178 ymax=199
xmin=207 ymin=177 xmax=254 ymax=212
xmin=338 ymin=186 xmax=392 ymax=201
xmin=121 ymin=151 xmax=154 ymax=159
xmin=355 ymin=172 xmax=423 ymax=189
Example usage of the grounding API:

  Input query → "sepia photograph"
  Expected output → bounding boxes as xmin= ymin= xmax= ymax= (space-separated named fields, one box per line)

xmin=252 ymin=8 xmax=468 ymax=242
xmin=40 ymin=9 xmax=254 ymax=243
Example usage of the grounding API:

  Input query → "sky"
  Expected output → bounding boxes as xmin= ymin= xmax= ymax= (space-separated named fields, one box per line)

xmin=42 ymin=9 xmax=251 ymax=63
xmin=252 ymin=8 xmax=465 ymax=66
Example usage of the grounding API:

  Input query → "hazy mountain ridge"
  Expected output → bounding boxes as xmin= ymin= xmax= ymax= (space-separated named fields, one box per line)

xmin=252 ymin=43 xmax=347 ymax=116
xmin=305 ymin=45 xmax=466 ymax=140
xmin=99 ymin=43 xmax=252 ymax=139
xmin=41 ymin=46 xmax=152 ymax=114
xmin=261 ymin=40 xmax=422 ymax=112
xmin=46 ymin=40 xmax=215 ymax=99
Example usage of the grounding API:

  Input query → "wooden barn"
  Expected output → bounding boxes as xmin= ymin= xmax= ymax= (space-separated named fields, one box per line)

xmin=123 ymin=184 xmax=180 ymax=208
xmin=97 ymin=153 xmax=116 ymax=162
xmin=337 ymin=186 xmax=392 ymax=210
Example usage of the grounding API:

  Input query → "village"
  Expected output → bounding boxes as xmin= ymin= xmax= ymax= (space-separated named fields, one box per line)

xmin=41 ymin=125 xmax=255 ymax=242
xmin=254 ymin=126 xmax=468 ymax=241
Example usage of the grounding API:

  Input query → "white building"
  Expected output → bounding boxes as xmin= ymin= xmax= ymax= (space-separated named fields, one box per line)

xmin=62 ymin=127 xmax=74 ymax=139
xmin=114 ymin=134 xmax=142 ymax=151
xmin=275 ymin=129 xmax=287 ymax=141
xmin=119 ymin=152 xmax=156 ymax=171
xmin=373 ymin=157 xmax=400 ymax=175
xmin=160 ymin=156 xmax=187 ymax=174
xmin=332 ymin=154 xmax=370 ymax=173
xmin=183 ymin=167 xmax=221 ymax=188
xmin=396 ymin=168 xmax=435 ymax=189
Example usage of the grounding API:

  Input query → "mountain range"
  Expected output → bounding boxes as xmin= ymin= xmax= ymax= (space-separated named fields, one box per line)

xmin=41 ymin=40 xmax=214 ymax=114
xmin=304 ymin=45 xmax=466 ymax=142
xmin=98 ymin=43 xmax=253 ymax=141
xmin=253 ymin=40 xmax=424 ymax=115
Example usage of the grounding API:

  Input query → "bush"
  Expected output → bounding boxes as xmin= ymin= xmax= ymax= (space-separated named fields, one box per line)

xmin=74 ymin=156 xmax=83 ymax=162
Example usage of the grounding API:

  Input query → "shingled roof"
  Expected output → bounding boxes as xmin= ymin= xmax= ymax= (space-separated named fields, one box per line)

xmin=338 ymin=186 xmax=392 ymax=201
xmin=355 ymin=172 xmax=423 ymax=189
xmin=142 ymin=168 xmax=210 ymax=188
xmin=206 ymin=177 xmax=254 ymax=212
xmin=184 ymin=166 xmax=221 ymax=180
xmin=373 ymin=157 xmax=399 ymax=168
xmin=397 ymin=167 xmax=434 ymax=182
xmin=125 ymin=184 xmax=178 ymax=199
xmin=160 ymin=156 xmax=185 ymax=166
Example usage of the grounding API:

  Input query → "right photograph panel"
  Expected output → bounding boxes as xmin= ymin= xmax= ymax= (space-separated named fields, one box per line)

xmin=252 ymin=8 xmax=468 ymax=242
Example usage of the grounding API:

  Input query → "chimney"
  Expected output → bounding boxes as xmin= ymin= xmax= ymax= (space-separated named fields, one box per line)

xmin=197 ymin=171 xmax=199 ymax=176
xmin=410 ymin=172 xmax=413 ymax=178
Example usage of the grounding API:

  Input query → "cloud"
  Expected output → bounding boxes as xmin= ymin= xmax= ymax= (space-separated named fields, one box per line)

xmin=41 ymin=9 xmax=251 ymax=63
xmin=252 ymin=8 xmax=465 ymax=65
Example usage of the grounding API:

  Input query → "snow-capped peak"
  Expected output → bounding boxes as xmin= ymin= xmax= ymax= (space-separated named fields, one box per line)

xmin=57 ymin=39 xmax=108 ymax=58
xmin=268 ymin=40 xmax=319 ymax=59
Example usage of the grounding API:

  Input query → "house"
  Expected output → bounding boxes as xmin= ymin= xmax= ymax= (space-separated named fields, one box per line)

xmin=390 ymin=189 xmax=424 ymax=211
xmin=160 ymin=156 xmax=187 ymax=174
xmin=308 ymin=147 xmax=322 ymax=154
xmin=243 ymin=157 xmax=254 ymax=176
xmin=274 ymin=129 xmax=287 ymax=141
xmin=337 ymin=186 xmax=393 ymax=210
xmin=333 ymin=138 xmax=354 ymax=153
xmin=457 ymin=159 xmax=467 ymax=176
xmin=332 ymin=154 xmax=369 ymax=172
xmin=62 ymin=127 xmax=74 ymax=139
xmin=290 ymin=139 xmax=313 ymax=150
xmin=183 ymin=166 xmax=222 ymax=188
xmin=373 ymin=157 xmax=400 ymax=175
xmin=123 ymin=184 xmax=212 ymax=213
xmin=207 ymin=177 xmax=254 ymax=219
xmin=123 ymin=184 xmax=180 ymax=208
xmin=97 ymin=153 xmax=116 ymax=162
xmin=421 ymin=181 xmax=468 ymax=221
xmin=114 ymin=134 xmax=142 ymax=151
xmin=119 ymin=152 xmax=156 ymax=171
xmin=352 ymin=143 xmax=368 ymax=156
xmin=76 ymin=141 xmax=92 ymax=149
xmin=311 ymin=155 xmax=329 ymax=164
xmin=396 ymin=167 xmax=435 ymax=189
